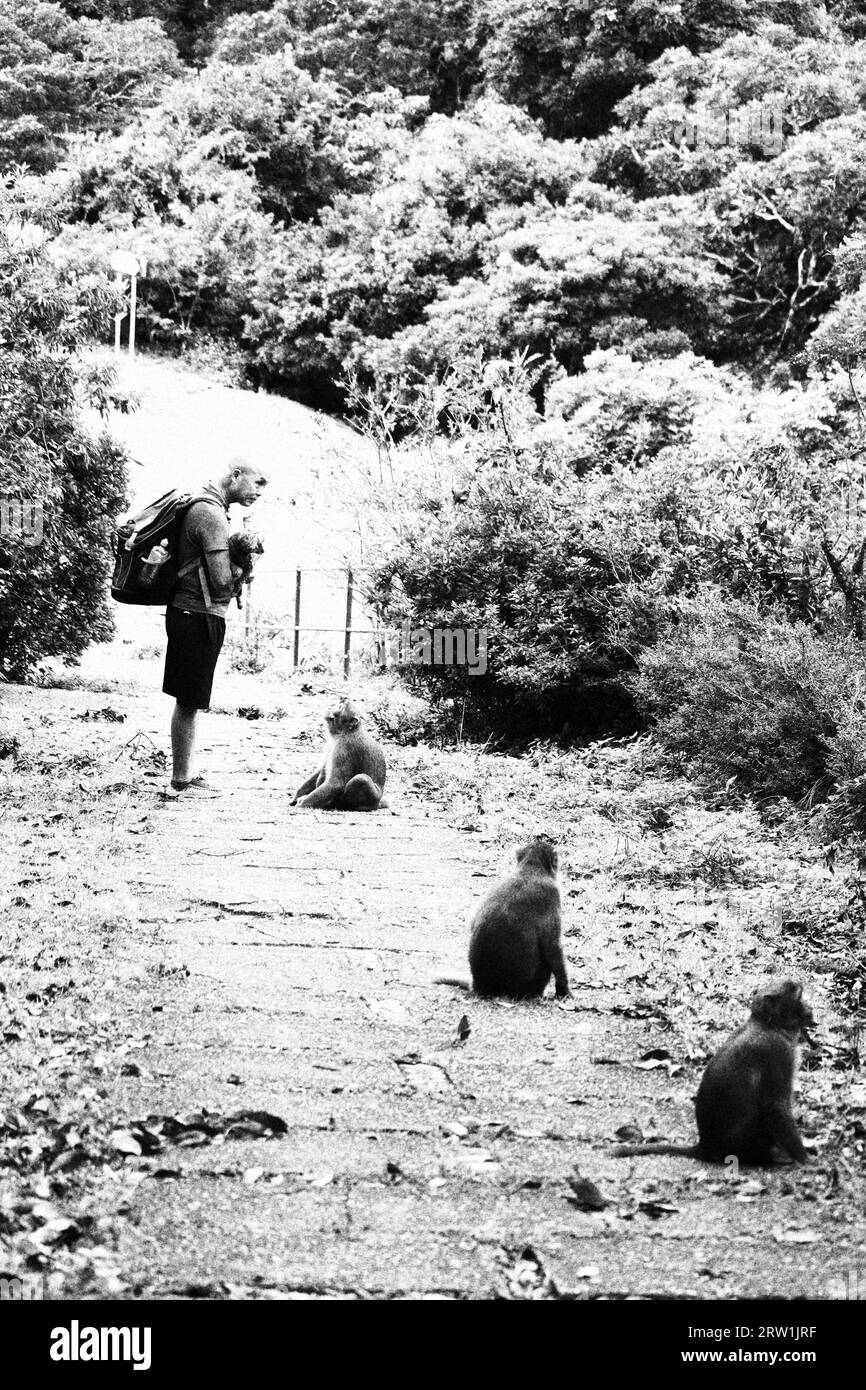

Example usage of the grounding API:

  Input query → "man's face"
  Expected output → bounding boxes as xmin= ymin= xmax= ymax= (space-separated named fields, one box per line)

xmin=229 ymin=470 xmax=268 ymax=507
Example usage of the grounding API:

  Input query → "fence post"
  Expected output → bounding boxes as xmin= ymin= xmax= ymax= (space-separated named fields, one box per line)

xmin=293 ymin=568 xmax=302 ymax=669
xmin=242 ymin=513 xmax=253 ymax=645
xmin=376 ymin=608 xmax=388 ymax=669
xmin=344 ymin=568 xmax=354 ymax=677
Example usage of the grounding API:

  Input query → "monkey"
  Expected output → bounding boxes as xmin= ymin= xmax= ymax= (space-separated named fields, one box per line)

xmin=611 ymin=978 xmax=814 ymax=1165
xmin=435 ymin=839 xmax=571 ymax=1000
xmin=228 ymin=530 xmax=265 ymax=610
xmin=290 ymin=697 xmax=386 ymax=811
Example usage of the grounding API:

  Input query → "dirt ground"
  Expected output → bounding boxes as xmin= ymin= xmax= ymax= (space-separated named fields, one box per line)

xmin=1 ymin=657 xmax=864 ymax=1301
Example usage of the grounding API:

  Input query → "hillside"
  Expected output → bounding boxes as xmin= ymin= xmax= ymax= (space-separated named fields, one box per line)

xmin=77 ymin=350 xmax=376 ymax=682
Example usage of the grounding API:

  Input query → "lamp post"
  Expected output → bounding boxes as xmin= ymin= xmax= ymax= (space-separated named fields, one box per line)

xmin=109 ymin=249 xmax=147 ymax=359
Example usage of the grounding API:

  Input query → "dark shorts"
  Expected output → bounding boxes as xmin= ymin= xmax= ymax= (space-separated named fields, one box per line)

xmin=163 ymin=607 xmax=225 ymax=710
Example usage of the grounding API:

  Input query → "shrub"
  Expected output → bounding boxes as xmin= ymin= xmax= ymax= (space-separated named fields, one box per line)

xmin=633 ymin=589 xmax=866 ymax=801
xmin=361 ymin=428 xmax=727 ymax=738
xmin=0 ymin=191 xmax=128 ymax=678
xmin=364 ymin=680 xmax=451 ymax=745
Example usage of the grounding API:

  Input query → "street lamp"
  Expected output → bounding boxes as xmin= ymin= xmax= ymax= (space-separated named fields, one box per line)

xmin=109 ymin=249 xmax=147 ymax=360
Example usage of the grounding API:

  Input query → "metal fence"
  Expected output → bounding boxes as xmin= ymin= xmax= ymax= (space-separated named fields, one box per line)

xmin=243 ymin=566 xmax=385 ymax=676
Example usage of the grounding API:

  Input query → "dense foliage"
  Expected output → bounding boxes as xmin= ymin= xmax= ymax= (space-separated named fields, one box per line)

xmin=8 ymin=0 xmax=859 ymax=396
xmin=0 ymin=184 xmax=128 ymax=677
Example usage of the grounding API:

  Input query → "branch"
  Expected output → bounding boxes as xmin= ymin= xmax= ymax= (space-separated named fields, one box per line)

xmin=754 ymin=190 xmax=797 ymax=235
xmin=820 ymin=534 xmax=854 ymax=599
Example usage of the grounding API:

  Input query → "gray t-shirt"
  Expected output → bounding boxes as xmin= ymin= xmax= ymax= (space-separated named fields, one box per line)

xmin=170 ymin=484 xmax=233 ymax=617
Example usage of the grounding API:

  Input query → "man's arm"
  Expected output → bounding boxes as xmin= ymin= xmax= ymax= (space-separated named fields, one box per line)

xmin=190 ymin=503 xmax=233 ymax=606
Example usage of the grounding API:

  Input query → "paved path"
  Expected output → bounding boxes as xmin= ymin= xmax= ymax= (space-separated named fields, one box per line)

xmin=6 ymin=677 xmax=860 ymax=1300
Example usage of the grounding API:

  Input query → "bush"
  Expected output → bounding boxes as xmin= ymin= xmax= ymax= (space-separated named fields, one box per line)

xmin=360 ymin=417 xmax=727 ymax=738
xmin=344 ymin=334 xmax=866 ymax=748
xmin=633 ymin=589 xmax=866 ymax=802
xmin=364 ymin=679 xmax=452 ymax=745
xmin=0 ymin=192 xmax=128 ymax=678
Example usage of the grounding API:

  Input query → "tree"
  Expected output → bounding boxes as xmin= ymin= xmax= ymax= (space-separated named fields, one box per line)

xmin=595 ymin=22 xmax=866 ymax=197
xmin=478 ymin=0 xmax=817 ymax=139
xmin=244 ymin=99 xmax=587 ymax=404
xmin=708 ymin=114 xmax=866 ymax=358
xmin=214 ymin=0 xmax=482 ymax=112
xmin=356 ymin=191 xmax=726 ymax=405
xmin=0 ymin=0 xmax=180 ymax=171
xmin=57 ymin=1 xmax=267 ymax=59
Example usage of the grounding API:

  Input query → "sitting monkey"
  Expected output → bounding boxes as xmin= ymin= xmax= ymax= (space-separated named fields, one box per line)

xmin=437 ymin=838 xmax=571 ymax=1000
xmin=291 ymin=698 xmax=386 ymax=810
xmin=612 ymin=978 xmax=814 ymax=1165
xmin=228 ymin=530 xmax=264 ymax=610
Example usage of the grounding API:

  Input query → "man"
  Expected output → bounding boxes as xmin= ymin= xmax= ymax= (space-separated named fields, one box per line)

xmin=163 ymin=460 xmax=268 ymax=798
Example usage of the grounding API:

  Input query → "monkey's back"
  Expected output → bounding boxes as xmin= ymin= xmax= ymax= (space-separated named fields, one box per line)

xmin=695 ymin=1022 xmax=797 ymax=1161
xmin=468 ymin=871 xmax=561 ymax=999
xmin=336 ymin=729 xmax=386 ymax=789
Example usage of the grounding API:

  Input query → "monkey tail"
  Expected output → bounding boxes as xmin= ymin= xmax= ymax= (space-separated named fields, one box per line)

xmin=611 ymin=1142 xmax=700 ymax=1158
xmin=434 ymin=976 xmax=473 ymax=991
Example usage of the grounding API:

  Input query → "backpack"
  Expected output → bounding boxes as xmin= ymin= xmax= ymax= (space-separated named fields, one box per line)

xmin=110 ymin=489 xmax=223 ymax=606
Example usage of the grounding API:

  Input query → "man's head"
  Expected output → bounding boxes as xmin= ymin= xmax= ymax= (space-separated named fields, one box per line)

xmin=220 ymin=460 xmax=269 ymax=508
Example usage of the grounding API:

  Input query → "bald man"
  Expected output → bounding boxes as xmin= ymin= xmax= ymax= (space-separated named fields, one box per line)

xmin=163 ymin=461 xmax=268 ymax=798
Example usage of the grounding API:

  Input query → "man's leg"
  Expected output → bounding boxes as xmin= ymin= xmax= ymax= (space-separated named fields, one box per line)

xmin=171 ymin=702 xmax=198 ymax=787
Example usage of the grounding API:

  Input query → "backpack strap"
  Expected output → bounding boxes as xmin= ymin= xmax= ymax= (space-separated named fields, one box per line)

xmin=174 ymin=558 xmax=217 ymax=610
xmin=198 ymin=561 xmax=215 ymax=612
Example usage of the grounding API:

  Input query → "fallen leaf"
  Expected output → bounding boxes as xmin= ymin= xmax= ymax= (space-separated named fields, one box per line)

xmin=639 ymin=1200 xmax=679 ymax=1218
xmin=772 ymin=1227 xmax=821 ymax=1245
xmin=566 ymin=1173 xmax=608 ymax=1211
xmin=110 ymin=1130 xmax=142 ymax=1157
